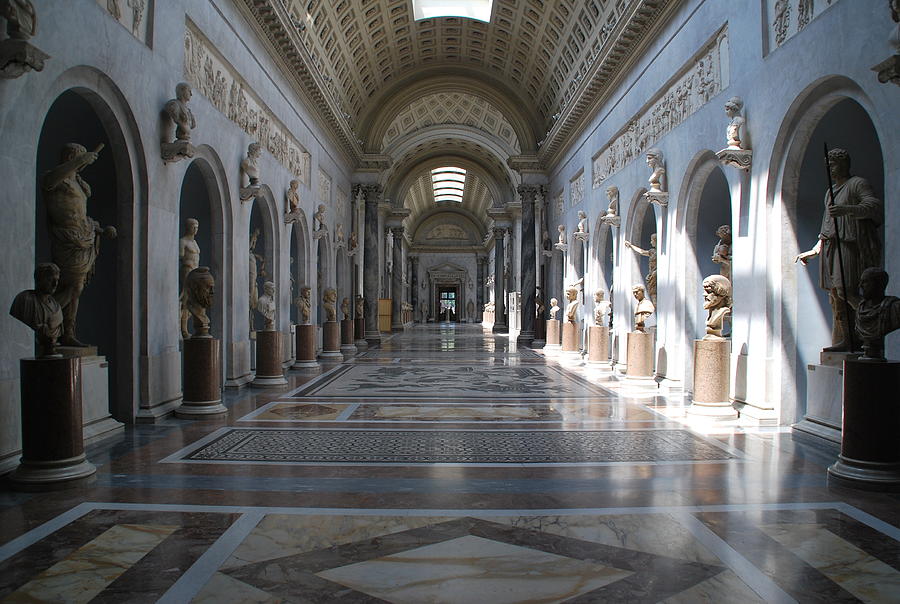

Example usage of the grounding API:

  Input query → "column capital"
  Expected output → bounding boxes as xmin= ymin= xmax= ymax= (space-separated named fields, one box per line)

xmin=390 ymin=226 xmax=405 ymax=238
xmin=517 ymin=184 xmax=543 ymax=204
xmin=492 ymin=227 xmax=507 ymax=240
xmin=353 ymin=183 xmax=382 ymax=204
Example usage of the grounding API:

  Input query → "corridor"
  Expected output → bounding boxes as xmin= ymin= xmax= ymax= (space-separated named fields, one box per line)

xmin=1 ymin=325 xmax=899 ymax=602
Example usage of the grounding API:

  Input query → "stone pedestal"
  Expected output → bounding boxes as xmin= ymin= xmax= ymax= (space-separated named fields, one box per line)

xmin=253 ymin=330 xmax=287 ymax=387
xmin=626 ymin=331 xmax=654 ymax=378
xmin=688 ymin=339 xmax=737 ymax=420
xmin=59 ymin=346 xmax=124 ymax=442
xmin=828 ymin=360 xmax=900 ymax=491
xmin=588 ymin=326 xmax=610 ymax=364
xmin=794 ymin=351 xmax=859 ymax=444
xmin=10 ymin=357 xmax=97 ymax=490
xmin=293 ymin=324 xmax=318 ymax=368
xmin=177 ymin=337 xmax=226 ymax=418
xmin=319 ymin=321 xmax=343 ymax=359
xmin=341 ymin=319 xmax=357 ymax=355
xmin=544 ymin=319 xmax=561 ymax=353
xmin=561 ymin=321 xmax=581 ymax=360
xmin=533 ymin=318 xmax=546 ymax=347
xmin=354 ymin=318 xmax=368 ymax=349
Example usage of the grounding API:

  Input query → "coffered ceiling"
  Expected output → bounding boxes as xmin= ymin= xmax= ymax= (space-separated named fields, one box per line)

xmin=240 ymin=0 xmax=675 ymax=168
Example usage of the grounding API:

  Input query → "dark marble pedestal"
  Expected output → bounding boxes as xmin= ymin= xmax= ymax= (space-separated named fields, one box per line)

xmin=320 ymin=321 xmax=343 ymax=359
xmin=178 ymin=337 xmax=226 ymax=417
xmin=253 ymin=330 xmax=287 ymax=387
xmin=354 ymin=317 xmax=367 ymax=349
xmin=294 ymin=324 xmax=318 ymax=368
xmin=10 ymin=357 xmax=96 ymax=490
xmin=341 ymin=319 xmax=357 ymax=355
xmin=533 ymin=318 xmax=546 ymax=347
xmin=828 ymin=360 xmax=900 ymax=491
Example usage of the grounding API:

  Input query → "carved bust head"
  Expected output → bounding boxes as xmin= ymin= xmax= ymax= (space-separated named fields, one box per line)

xmin=247 ymin=142 xmax=261 ymax=158
xmin=827 ymin=148 xmax=851 ymax=180
xmin=632 ymin=284 xmax=645 ymax=301
xmin=566 ymin=286 xmax=578 ymax=302
xmin=702 ymin=274 xmax=732 ymax=311
xmin=184 ymin=217 xmax=199 ymax=236
xmin=716 ymin=224 xmax=731 ymax=241
xmin=594 ymin=289 xmax=605 ymax=303
xmin=185 ymin=267 xmax=215 ymax=337
xmin=606 ymin=185 xmax=619 ymax=201
xmin=646 ymin=148 xmax=664 ymax=168
xmin=724 ymin=96 xmax=743 ymax=117
xmin=176 ymin=82 xmax=192 ymax=103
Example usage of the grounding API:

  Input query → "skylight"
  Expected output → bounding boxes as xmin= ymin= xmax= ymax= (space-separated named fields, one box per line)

xmin=412 ymin=0 xmax=493 ymax=22
xmin=432 ymin=167 xmax=467 ymax=203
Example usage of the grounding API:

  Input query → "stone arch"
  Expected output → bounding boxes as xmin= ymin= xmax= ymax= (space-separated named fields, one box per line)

xmin=288 ymin=210 xmax=311 ymax=325
xmin=590 ymin=219 xmax=615 ymax=296
xmin=622 ymin=188 xmax=654 ymax=301
xmin=32 ymin=66 xmax=147 ymax=423
xmin=767 ymin=75 xmax=887 ymax=424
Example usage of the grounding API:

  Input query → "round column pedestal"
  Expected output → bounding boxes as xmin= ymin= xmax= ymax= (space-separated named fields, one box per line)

xmin=561 ymin=321 xmax=582 ymax=362
xmin=253 ymin=330 xmax=287 ymax=387
xmin=354 ymin=318 xmax=368 ymax=349
xmin=340 ymin=319 xmax=357 ymax=355
xmin=532 ymin=318 xmax=546 ymax=347
xmin=588 ymin=325 xmax=610 ymax=365
xmin=828 ymin=360 xmax=900 ymax=491
xmin=319 ymin=321 xmax=343 ymax=359
xmin=687 ymin=339 xmax=736 ymax=420
xmin=626 ymin=331 xmax=654 ymax=379
xmin=177 ymin=337 xmax=226 ymax=417
xmin=10 ymin=357 xmax=96 ymax=490
xmin=293 ymin=324 xmax=318 ymax=368
xmin=544 ymin=319 xmax=561 ymax=353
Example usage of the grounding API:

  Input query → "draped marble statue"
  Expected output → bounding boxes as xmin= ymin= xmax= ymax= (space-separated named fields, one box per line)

xmin=9 ymin=263 xmax=63 ymax=357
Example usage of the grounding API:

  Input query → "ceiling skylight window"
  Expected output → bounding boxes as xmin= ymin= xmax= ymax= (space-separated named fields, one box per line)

xmin=413 ymin=0 xmax=493 ymax=22
xmin=432 ymin=167 xmax=466 ymax=203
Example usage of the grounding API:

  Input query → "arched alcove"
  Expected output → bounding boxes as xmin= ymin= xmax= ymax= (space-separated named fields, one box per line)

xmin=625 ymin=191 xmax=657 ymax=310
xmin=289 ymin=217 xmax=309 ymax=325
xmin=592 ymin=222 xmax=615 ymax=295
xmin=249 ymin=195 xmax=276 ymax=333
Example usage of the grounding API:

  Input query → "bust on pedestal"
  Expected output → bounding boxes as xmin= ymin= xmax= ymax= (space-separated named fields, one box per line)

xmin=354 ymin=295 xmax=368 ymax=349
xmin=9 ymin=263 xmax=96 ymax=489
xmin=252 ymin=281 xmax=287 ymax=387
xmin=545 ymin=298 xmax=561 ymax=353
xmin=177 ymin=267 xmax=227 ymax=416
xmin=161 ymin=82 xmax=196 ymax=163
xmin=293 ymin=286 xmax=317 ymax=368
xmin=319 ymin=288 xmax=342 ymax=359
xmin=716 ymin=97 xmax=753 ymax=170
xmin=561 ymin=285 xmax=582 ymax=359
xmin=588 ymin=289 xmax=611 ymax=365
xmin=239 ymin=143 xmax=262 ymax=202
xmin=626 ymin=284 xmax=655 ymax=379
xmin=688 ymin=275 xmax=737 ymax=419
xmin=341 ymin=297 xmax=357 ymax=355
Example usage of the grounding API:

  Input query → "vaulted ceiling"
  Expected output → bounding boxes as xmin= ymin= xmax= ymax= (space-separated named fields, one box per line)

xmin=241 ymin=0 xmax=676 ymax=168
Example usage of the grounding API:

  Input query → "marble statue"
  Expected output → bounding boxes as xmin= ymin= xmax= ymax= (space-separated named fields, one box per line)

xmin=9 ymin=263 xmax=63 ymax=357
xmin=161 ymin=83 xmax=196 ymax=162
xmin=566 ymin=285 xmax=581 ymax=323
xmin=593 ymin=289 xmax=612 ymax=325
xmin=335 ymin=223 xmax=345 ymax=247
xmin=702 ymin=274 xmax=732 ymax=340
xmin=646 ymin=148 xmax=666 ymax=193
xmin=575 ymin=210 xmax=589 ymax=239
xmin=348 ymin=230 xmax=358 ymax=254
xmin=541 ymin=228 xmax=552 ymax=254
xmin=549 ymin=298 xmax=560 ymax=320
xmin=624 ymin=234 xmax=657 ymax=303
xmin=557 ymin=224 xmax=566 ymax=245
xmin=0 ymin=0 xmax=49 ymax=79
xmin=179 ymin=218 xmax=201 ymax=339
xmin=600 ymin=186 xmax=620 ymax=227
xmin=248 ymin=228 xmax=261 ymax=325
xmin=284 ymin=179 xmax=300 ymax=223
xmin=183 ymin=267 xmax=214 ymax=338
xmin=42 ymin=142 xmax=117 ymax=347
xmin=355 ymin=294 xmax=364 ymax=318
xmin=323 ymin=288 xmax=337 ymax=322
xmin=632 ymin=284 xmax=655 ymax=332
xmin=724 ymin=97 xmax=747 ymax=150
xmin=239 ymin=142 xmax=261 ymax=201
xmin=294 ymin=285 xmax=311 ymax=324
xmin=535 ymin=291 xmax=546 ymax=317
xmin=255 ymin=281 xmax=276 ymax=331
xmin=711 ymin=225 xmax=732 ymax=281
xmin=314 ymin=204 xmax=327 ymax=234
xmin=856 ymin=268 xmax=900 ymax=361
xmin=341 ymin=297 xmax=350 ymax=320
xmin=795 ymin=148 xmax=883 ymax=352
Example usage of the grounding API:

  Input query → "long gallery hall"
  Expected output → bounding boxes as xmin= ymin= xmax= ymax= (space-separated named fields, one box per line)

xmin=1 ymin=0 xmax=899 ymax=602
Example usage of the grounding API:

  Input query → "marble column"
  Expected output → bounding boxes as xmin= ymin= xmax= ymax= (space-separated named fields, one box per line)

xmin=391 ymin=226 xmax=404 ymax=331
xmin=361 ymin=184 xmax=381 ymax=342
xmin=518 ymin=185 xmax=538 ymax=346
xmin=410 ymin=256 xmax=419 ymax=318
xmin=492 ymin=227 xmax=508 ymax=333
xmin=476 ymin=256 xmax=486 ymax=322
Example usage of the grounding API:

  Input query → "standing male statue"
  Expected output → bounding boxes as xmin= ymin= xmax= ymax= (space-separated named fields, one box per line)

xmin=42 ymin=143 xmax=117 ymax=347
xmin=795 ymin=148 xmax=883 ymax=351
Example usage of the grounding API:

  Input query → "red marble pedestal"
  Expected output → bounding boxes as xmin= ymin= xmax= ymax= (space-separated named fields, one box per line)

xmin=626 ymin=331 xmax=654 ymax=378
xmin=253 ymin=330 xmax=288 ymax=387
xmin=354 ymin=317 xmax=367 ymax=348
xmin=320 ymin=321 xmax=342 ymax=359
xmin=178 ymin=337 xmax=227 ymax=417
xmin=561 ymin=321 xmax=580 ymax=352
xmin=341 ymin=319 xmax=357 ymax=354
xmin=545 ymin=319 xmax=561 ymax=352
xmin=10 ymin=357 xmax=96 ymax=490
xmin=588 ymin=325 xmax=609 ymax=364
xmin=293 ymin=324 xmax=318 ymax=368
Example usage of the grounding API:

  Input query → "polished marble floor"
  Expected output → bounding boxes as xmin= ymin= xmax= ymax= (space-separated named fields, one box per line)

xmin=1 ymin=323 xmax=899 ymax=602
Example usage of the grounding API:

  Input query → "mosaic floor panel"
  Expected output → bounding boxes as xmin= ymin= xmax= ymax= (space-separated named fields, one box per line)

xmin=163 ymin=427 xmax=738 ymax=465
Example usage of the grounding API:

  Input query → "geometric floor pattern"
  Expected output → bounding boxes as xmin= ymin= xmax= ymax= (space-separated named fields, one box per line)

xmin=166 ymin=427 xmax=738 ymax=465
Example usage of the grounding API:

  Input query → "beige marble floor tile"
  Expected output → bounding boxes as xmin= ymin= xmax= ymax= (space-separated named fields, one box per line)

xmin=191 ymin=571 xmax=284 ymax=603
xmin=374 ymin=405 xmax=539 ymax=420
xmin=316 ymin=534 xmax=632 ymax=604
xmin=760 ymin=523 xmax=900 ymax=602
xmin=253 ymin=403 xmax=348 ymax=420
xmin=660 ymin=569 xmax=766 ymax=603
xmin=4 ymin=524 xmax=176 ymax=604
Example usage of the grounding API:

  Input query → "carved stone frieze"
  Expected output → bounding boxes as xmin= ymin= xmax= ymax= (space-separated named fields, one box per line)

xmin=184 ymin=21 xmax=311 ymax=182
xmin=318 ymin=170 xmax=331 ymax=204
xmin=767 ymin=0 xmax=844 ymax=51
xmin=97 ymin=0 xmax=149 ymax=43
xmin=592 ymin=27 xmax=729 ymax=188
xmin=570 ymin=173 xmax=584 ymax=206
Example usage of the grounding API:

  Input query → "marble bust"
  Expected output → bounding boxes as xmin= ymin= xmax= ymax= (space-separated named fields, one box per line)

xmin=556 ymin=224 xmax=567 ymax=248
xmin=632 ymin=284 xmax=655 ymax=332
xmin=624 ymin=234 xmax=657 ymax=303
xmin=549 ymin=298 xmax=560 ymax=320
xmin=183 ymin=267 xmax=215 ymax=338
xmin=795 ymin=148 xmax=883 ymax=352
xmin=9 ymin=263 xmax=63 ymax=357
xmin=294 ymin=285 xmax=311 ymax=325
xmin=348 ymin=231 xmax=358 ymax=254
xmin=355 ymin=294 xmax=364 ymax=318
xmin=711 ymin=225 xmax=732 ymax=281
xmin=646 ymin=148 xmax=666 ymax=193
xmin=255 ymin=281 xmax=276 ymax=331
xmin=323 ymin=288 xmax=337 ymax=322
xmin=575 ymin=210 xmax=589 ymax=238
xmin=314 ymin=204 xmax=327 ymax=234
xmin=565 ymin=286 xmax=580 ymax=323
xmin=593 ymin=289 xmax=612 ymax=325
xmin=341 ymin=297 xmax=351 ymax=320
xmin=161 ymin=83 xmax=196 ymax=163
xmin=856 ymin=267 xmax=900 ymax=361
xmin=335 ymin=223 xmax=345 ymax=247
xmin=702 ymin=274 xmax=732 ymax=340
xmin=284 ymin=180 xmax=300 ymax=223
xmin=724 ymin=96 xmax=747 ymax=150
xmin=600 ymin=186 xmax=620 ymax=226
xmin=0 ymin=0 xmax=49 ymax=79
xmin=239 ymin=143 xmax=262 ymax=201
